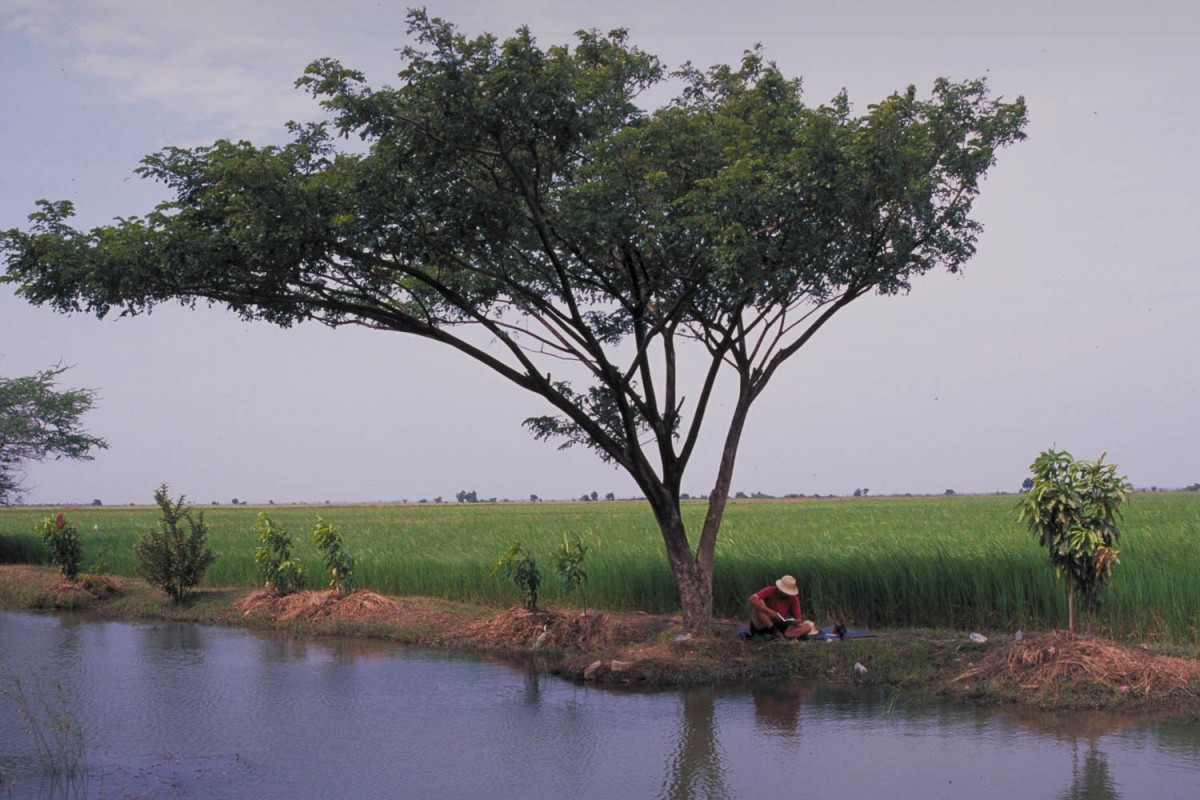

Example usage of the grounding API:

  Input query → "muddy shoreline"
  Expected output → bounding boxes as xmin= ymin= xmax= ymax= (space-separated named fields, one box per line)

xmin=3 ymin=565 xmax=1199 ymax=714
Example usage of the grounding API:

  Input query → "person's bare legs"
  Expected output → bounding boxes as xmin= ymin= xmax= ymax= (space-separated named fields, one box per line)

xmin=749 ymin=607 xmax=777 ymax=632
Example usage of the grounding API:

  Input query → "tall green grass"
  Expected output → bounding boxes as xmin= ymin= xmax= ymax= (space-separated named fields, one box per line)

xmin=2 ymin=493 xmax=1198 ymax=641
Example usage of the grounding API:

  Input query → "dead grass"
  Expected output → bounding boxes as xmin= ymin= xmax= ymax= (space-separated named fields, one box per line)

xmin=948 ymin=630 xmax=1200 ymax=706
xmin=462 ymin=606 xmax=674 ymax=650
xmin=235 ymin=589 xmax=402 ymax=622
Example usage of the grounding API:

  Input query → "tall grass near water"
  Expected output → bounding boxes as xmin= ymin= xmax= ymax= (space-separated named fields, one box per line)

xmin=2 ymin=493 xmax=1198 ymax=642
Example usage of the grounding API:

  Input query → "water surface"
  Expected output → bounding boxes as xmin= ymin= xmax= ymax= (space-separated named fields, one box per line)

xmin=1 ymin=610 xmax=1197 ymax=799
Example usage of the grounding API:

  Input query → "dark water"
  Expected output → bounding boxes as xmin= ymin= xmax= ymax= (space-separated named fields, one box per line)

xmin=1 ymin=610 xmax=1198 ymax=799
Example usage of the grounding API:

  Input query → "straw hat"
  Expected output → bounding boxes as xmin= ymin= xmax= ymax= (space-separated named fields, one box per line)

xmin=775 ymin=575 xmax=799 ymax=595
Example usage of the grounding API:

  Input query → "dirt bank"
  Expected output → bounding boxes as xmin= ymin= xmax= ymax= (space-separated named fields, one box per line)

xmin=3 ymin=565 xmax=1199 ymax=712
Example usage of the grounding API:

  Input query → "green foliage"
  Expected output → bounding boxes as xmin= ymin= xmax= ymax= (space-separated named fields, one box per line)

xmin=0 ymin=366 xmax=107 ymax=505
xmin=0 ymin=12 xmax=1027 ymax=631
xmin=133 ymin=484 xmax=217 ymax=603
xmin=35 ymin=512 xmax=81 ymax=580
xmin=490 ymin=540 xmax=542 ymax=611
xmin=253 ymin=512 xmax=305 ymax=595
xmin=310 ymin=515 xmax=356 ymax=595
xmin=4 ymin=494 xmax=1200 ymax=640
xmin=1019 ymin=449 xmax=1129 ymax=634
xmin=553 ymin=533 xmax=589 ymax=612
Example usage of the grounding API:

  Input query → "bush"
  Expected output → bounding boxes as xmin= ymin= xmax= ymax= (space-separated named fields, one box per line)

xmin=1019 ymin=449 xmax=1128 ymax=634
xmin=133 ymin=484 xmax=217 ymax=603
xmin=35 ymin=513 xmax=81 ymax=580
xmin=253 ymin=512 xmax=305 ymax=595
xmin=490 ymin=540 xmax=541 ymax=611
xmin=554 ymin=533 xmax=589 ymax=612
xmin=310 ymin=516 xmax=356 ymax=595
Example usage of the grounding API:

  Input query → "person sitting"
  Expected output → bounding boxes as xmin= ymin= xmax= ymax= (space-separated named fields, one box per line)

xmin=747 ymin=575 xmax=818 ymax=639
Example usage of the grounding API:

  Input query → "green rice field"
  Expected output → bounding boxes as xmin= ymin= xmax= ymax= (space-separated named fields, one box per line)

xmin=2 ymin=492 xmax=1198 ymax=642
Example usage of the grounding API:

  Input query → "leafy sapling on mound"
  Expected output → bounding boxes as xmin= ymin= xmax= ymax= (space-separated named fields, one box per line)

xmin=253 ymin=512 xmax=306 ymax=595
xmin=554 ymin=534 xmax=589 ymax=614
xmin=491 ymin=540 xmax=541 ymax=612
xmin=133 ymin=484 xmax=217 ymax=603
xmin=310 ymin=516 xmax=356 ymax=595
xmin=35 ymin=513 xmax=82 ymax=581
xmin=1019 ymin=449 xmax=1129 ymax=635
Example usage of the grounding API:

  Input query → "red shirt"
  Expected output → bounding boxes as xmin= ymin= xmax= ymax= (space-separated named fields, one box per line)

xmin=754 ymin=585 xmax=801 ymax=620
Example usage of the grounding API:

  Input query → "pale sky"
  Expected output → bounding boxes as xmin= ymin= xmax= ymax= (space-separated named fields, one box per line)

xmin=2 ymin=0 xmax=1197 ymax=505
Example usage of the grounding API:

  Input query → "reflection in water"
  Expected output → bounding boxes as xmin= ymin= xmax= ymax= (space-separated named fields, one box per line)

xmin=752 ymin=683 xmax=812 ymax=737
xmin=1060 ymin=745 xmax=1118 ymax=800
xmin=1000 ymin=707 xmax=1133 ymax=800
xmin=661 ymin=687 xmax=730 ymax=800
xmin=2 ymin=611 xmax=1199 ymax=800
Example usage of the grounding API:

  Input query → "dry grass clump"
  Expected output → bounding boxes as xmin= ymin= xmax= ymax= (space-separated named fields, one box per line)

xmin=236 ymin=589 xmax=400 ymax=622
xmin=464 ymin=607 xmax=672 ymax=651
xmin=951 ymin=630 xmax=1200 ymax=700
xmin=32 ymin=574 xmax=124 ymax=609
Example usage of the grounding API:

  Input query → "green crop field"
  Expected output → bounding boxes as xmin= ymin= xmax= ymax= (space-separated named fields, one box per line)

xmin=3 ymin=492 xmax=1198 ymax=641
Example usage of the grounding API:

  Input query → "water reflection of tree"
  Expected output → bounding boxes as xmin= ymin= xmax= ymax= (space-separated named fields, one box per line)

xmin=1000 ymin=708 xmax=1124 ymax=800
xmin=1058 ymin=745 xmax=1118 ymax=800
xmin=660 ymin=687 xmax=731 ymax=800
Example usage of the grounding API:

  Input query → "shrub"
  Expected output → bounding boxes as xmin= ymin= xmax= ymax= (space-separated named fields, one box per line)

xmin=133 ymin=484 xmax=217 ymax=603
xmin=35 ymin=513 xmax=81 ymax=580
xmin=253 ymin=512 xmax=305 ymax=595
xmin=310 ymin=516 xmax=356 ymax=595
xmin=553 ymin=533 xmax=589 ymax=612
xmin=1019 ymin=449 xmax=1128 ymax=634
xmin=490 ymin=540 xmax=541 ymax=611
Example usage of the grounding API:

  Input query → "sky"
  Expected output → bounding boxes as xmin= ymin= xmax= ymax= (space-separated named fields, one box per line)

xmin=1 ymin=0 xmax=1197 ymax=506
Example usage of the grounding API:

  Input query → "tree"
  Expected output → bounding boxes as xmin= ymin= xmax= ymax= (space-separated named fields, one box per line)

xmin=554 ymin=533 xmax=589 ymax=613
xmin=35 ymin=512 xmax=82 ymax=581
xmin=1018 ymin=449 xmax=1128 ymax=635
xmin=0 ymin=366 xmax=107 ymax=505
xmin=311 ymin=515 xmax=357 ymax=595
xmin=253 ymin=511 xmax=306 ymax=595
xmin=490 ymin=540 xmax=541 ymax=611
xmin=134 ymin=484 xmax=218 ymax=602
xmin=0 ymin=13 xmax=1026 ymax=632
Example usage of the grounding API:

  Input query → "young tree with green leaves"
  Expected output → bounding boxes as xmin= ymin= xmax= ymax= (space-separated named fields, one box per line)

xmin=1019 ymin=449 xmax=1129 ymax=635
xmin=134 ymin=484 xmax=218 ymax=603
xmin=0 ymin=366 xmax=107 ymax=505
xmin=311 ymin=515 xmax=356 ymax=595
xmin=554 ymin=533 xmax=589 ymax=613
xmin=35 ymin=512 xmax=82 ymax=581
xmin=253 ymin=512 xmax=306 ymax=595
xmin=1 ymin=12 xmax=1026 ymax=632
xmin=491 ymin=540 xmax=541 ymax=612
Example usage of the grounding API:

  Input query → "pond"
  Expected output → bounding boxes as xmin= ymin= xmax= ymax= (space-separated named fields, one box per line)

xmin=1 ymin=609 xmax=1198 ymax=799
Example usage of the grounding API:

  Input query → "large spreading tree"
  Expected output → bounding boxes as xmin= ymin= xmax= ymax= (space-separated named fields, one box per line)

xmin=1 ymin=12 xmax=1026 ymax=631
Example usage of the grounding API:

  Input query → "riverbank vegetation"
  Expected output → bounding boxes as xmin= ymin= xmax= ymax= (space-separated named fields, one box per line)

xmin=3 ymin=493 xmax=1199 ymax=642
xmin=2 ymin=563 xmax=1199 ymax=714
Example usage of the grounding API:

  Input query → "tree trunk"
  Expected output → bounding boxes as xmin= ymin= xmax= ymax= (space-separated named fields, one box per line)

xmin=1066 ymin=572 xmax=1075 ymax=635
xmin=650 ymin=388 xmax=753 ymax=636
xmin=673 ymin=557 xmax=714 ymax=636
xmin=650 ymin=497 xmax=714 ymax=635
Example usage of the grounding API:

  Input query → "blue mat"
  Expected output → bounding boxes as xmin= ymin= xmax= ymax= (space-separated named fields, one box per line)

xmin=737 ymin=624 xmax=875 ymax=641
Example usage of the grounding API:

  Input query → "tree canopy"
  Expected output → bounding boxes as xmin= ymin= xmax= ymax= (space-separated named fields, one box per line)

xmin=1019 ymin=449 xmax=1128 ymax=635
xmin=0 ymin=366 xmax=108 ymax=505
xmin=1 ymin=11 xmax=1027 ymax=629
